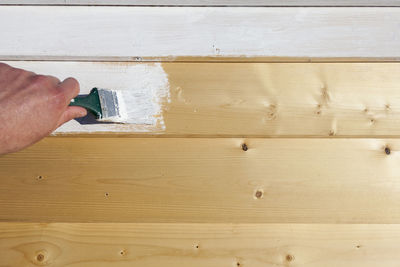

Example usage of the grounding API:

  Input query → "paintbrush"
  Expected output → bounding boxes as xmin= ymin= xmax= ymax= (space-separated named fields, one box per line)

xmin=69 ymin=87 xmax=128 ymax=123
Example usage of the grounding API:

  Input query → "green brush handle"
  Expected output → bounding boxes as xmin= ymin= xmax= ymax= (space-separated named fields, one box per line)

xmin=69 ymin=88 xmax=102 ymax=118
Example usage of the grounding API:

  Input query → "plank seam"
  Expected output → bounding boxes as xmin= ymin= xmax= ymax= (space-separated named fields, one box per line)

xmin=3 ymin=58 xmax=400 ymax=63
xmin=2 ymin=4 xmax=400 ymax=7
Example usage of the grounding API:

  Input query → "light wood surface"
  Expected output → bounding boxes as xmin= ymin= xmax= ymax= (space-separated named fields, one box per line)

xmin=0 ymin=137 xmax=399 ymax=223
xmin=2 ymin=2 xmax=400 ymax=266
xmin=5 ymin=61 xmax=400 ymax=136
xmin=2 ymin=0 xmax=400 ymax=6
xmin=1 ymin=7 xmax=400 ymax=60
xmin=1 ymin=223 xmax=400 ymax=267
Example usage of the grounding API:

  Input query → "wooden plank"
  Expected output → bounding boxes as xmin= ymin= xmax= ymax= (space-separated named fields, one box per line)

xmin=6 ymin=61 xmax=400 ymax=136
xmin=0 ymin=137 xmax=399 ymax=223
xmin=2 ymin=0 xmax=400 ymax=6
xmin=1 ymin=7 xmax=400 ymax=60
xmin=1 ymin=223 xmax=400 ymax=266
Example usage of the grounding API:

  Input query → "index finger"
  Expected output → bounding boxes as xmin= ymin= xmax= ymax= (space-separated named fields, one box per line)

xmin=58 ymin=77 xmax=80 ymax=102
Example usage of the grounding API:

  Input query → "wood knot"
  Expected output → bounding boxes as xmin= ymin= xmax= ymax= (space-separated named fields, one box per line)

xmin=265 ymin=104 xmax=277 ymax=120
xmin=286 ymin=254 xmax=294 ymax=262
xmin=36 ymin=253 xmax=45 ymax=262
xmin=320 ymin=85 xmax=331 ymax=104
xmin=385 ymin=146 xmax=391 ymax=155
xmin=241 ymin=143 xmax=248 ymax=151
xmin=254 ymin=190 xmax=263 ymax=199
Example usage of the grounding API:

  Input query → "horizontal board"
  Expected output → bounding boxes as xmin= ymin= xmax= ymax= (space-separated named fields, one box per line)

xmin=2 ymin=0 xmax=400 ymax=6
xmin=1 ymin=7 xmax=400 ymax=60
xmin=0 ymin=137 xmax=399 ymax=223
xmin=6 ymin=61 xmax=400 ymax=136
xmin=1 ymin=223 xmax=399 ymax=266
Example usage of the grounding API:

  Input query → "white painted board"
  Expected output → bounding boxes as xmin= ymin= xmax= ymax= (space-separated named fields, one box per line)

xmin=2 ymin=0 xmax=400 ymax=6
xmin=5 ymin=61 xmax=170 ymax=133
xmin=1 ymin=7 xmax=400 ymax=59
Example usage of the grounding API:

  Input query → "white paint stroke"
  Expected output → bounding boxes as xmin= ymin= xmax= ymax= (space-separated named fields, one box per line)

xmin=6 ymin=61 xmax=170 ymax=133
xmin=98 ymin=64 xmax=170 ymax=126
xmin=1 ymin=7 xmax=400 ymax=59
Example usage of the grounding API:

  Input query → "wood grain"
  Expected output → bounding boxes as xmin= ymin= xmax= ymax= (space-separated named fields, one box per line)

xmin=1 ymin=7 xmax=400 ymax=60
xmin=2 ymin=0 xmax=400 ymax=6
xmin=1 ymin=222 xmax=400 ymax=266
xmin=1 ymin=137 xmax=399 ymax=223
xmin=2 ymin=3 xmax=399 ymax=267
xmin=6 ymin=61 xmax=400 ymax=136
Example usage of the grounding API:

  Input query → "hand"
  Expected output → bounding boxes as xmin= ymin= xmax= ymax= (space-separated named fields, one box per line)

xmin=0 ymin=62 xmax=87 ymax=155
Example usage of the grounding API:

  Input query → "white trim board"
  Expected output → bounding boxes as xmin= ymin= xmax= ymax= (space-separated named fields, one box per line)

xmin=1 ymin=7 xmax=400 ymax=60
xmin=2 ymin=0 xmax=400 ymax=6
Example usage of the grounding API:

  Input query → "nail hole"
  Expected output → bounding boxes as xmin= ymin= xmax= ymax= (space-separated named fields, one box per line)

xmin=356 ymin=245 xmax=361 ymax=249
xmin=236 ymin=262 xmax=241 ymax=266
xmin=120 ymin=250 xmax=126 ymax=255
xmin=194 ymin=244 xmax=199 ymax=249
xmin=36 ymin=254 xmax=44 ymax=262
xmin=105 ymin=192 xmax=109 ymax=197
xmin=255 ymin=190 xmax=263 ymax=199
xmin=241 ymin=143 xmax=248 ymax=151
xmin=286 ymin=254 xmax=294 ymax=262
xmin=385 ymin=147 xmax=391 ymax=155
xmin=36 ymin=175 xmax=43 ymax=180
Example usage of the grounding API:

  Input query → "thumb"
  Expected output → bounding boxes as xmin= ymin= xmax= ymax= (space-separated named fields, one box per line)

xmin=56 ymin=106 xmax=87 ymax=128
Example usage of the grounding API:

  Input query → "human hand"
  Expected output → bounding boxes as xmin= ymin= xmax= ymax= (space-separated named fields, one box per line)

xmin=0 ymin=63 xmax=87 ymax=154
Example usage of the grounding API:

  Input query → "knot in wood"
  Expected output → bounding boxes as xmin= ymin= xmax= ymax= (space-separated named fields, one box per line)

xmin=241 ymin=143 xmax=248 ymax=151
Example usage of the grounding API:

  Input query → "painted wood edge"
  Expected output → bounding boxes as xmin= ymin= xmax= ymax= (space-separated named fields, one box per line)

xmin=3 ymin=56 xmax=400 ymax=62
xmin=1 ymin=223 xmax=400 ymax=266
xmin=2 ymin=0 xmax=400 ymax=6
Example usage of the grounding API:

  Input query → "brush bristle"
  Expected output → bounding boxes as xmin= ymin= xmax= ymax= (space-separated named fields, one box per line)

xmin=97 ymin=89 xmax=122 ymax=121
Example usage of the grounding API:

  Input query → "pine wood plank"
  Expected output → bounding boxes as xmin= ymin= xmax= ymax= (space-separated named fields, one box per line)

xmin=0 ymin=222 xmax=399 ymax=266
xmin=0 ymin=137 xmax=399 ymax=223
xmin=2 ymin=0 xmax=400 ymax=6
xmin=5 ymin=61 xmax=400 ymax=136
xmin=1 ymin=7 xmax=400 ymax=60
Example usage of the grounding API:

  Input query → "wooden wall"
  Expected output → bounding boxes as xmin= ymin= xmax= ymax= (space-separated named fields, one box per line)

xmin=1 ymin=1 xmax=400 ymax=266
